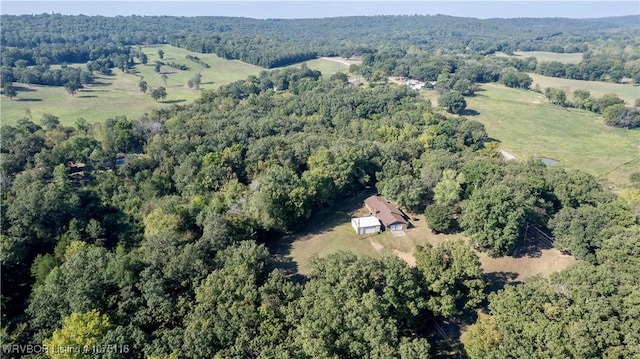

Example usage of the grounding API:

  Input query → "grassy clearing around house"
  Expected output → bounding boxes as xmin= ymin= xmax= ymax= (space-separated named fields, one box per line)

xmin=513 ymin=51 xmax=584 ymax=64
xmin=1 ymin=45 xmax=264 ymax=126
xmin=465 ymin=83 xmax=640 ymax=189
xmin=270 ymin=190 xmax=576 ymax=282
xmin=528 ymin=73 xmax=640 ymax=104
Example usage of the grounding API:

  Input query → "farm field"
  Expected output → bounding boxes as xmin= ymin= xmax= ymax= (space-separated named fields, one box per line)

xmin=465 ymin=83 xmax=640 ymax=189
xmin=270 ymin=190 xmax=576 ymax=283
xmin=513 ymin=51 xmax=584 ymax=64
xmin=0 ymin=46 xmax=354 ymax=126
xmin=528 ymin=72 xmax=640 ymax=104
xmin=0 ymin=45 xmax=265 ymax=126
xmin=287 ymin=57 xmax=352 ymax=75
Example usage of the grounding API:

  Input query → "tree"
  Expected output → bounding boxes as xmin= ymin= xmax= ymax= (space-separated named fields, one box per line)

xmin=150 ymin=87 xmax=167 ymax=102
xmin=461 ymin=183 xmax=527 ymax=257
xmin=438 ymin=90 xmax=466 ymax=114
xmin=572 ymin=89 xmax=591 ymax=109
xmin=161 ymin=74 xmax=168 ymax=87
xmin=40 ymin=113 xmax=60 ymax=131
xmin=602 ymin=104 xmax=640 ymax=129
xmin=248 ymin=165 xmax=310 ymax=231
xmin=500 ymin=69 xmax=532 ymax=89
xmin=157 ymin=49 xmax=164 ymax=59
xmin=545 ymin=167 xmax=604 ymax=209
xmin=3 ymin=81 xmax=17 ymax=100
xmin=44 ymin=310 xmax=112 ymax=358
xmin=74 ymin=117 xmax=89 ymax=134
xmin=379 ymin=174 xmax=424 ymax=212
xmin=463 ymin=313 xmax=501 ymax=359
xmin=138 ymin=80 xmax=148 ymax=93
xmin=415 ymin=240 xmax=485 ymax=317
xmin=544 ymin=87 xmax=567 ymax=106
xmin=293 ymin=253 xmax=427 ymax=358
xmin=590 ymin=93 xmax=624 ymax=113
xmin=433 ymin=169 xmax=463 ymax=205
xmin=139 ymin=52 xmax=148 ymax=65
xmin=154 ymin=61 xmax=162 ymax=73
xmin=548 ymin=202 xmax=634 ymax=262
xmin=190 ymin=72 xmax=202 ymax=89
xmin=64 ymin=81 xmax=81 ymax=97
xmin=424 ymin=203 xmax=456 ymax=233
xmin=182 ymin=241 xmax=274 ymax=358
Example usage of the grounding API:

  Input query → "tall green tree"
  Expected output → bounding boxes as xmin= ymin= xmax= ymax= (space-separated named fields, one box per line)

xmin=424 ymin=203 xmax=456 ymax=233
xmin=138 ymin=80 xmax=148 ymax=93
xmin=414 ymin=240 xmax=485 ymax=317
xmin=461 ymin=183 xmax=527 ymax=257
xmin=3 ymin=81 xmax=17 ymax=100
xmin=64 ymin=81 xmax=81 ymax=97
xmin=44 ymin=310 xmax=112 ymax=358
xmin=150 ymin=87 xmax=167 ymax=102
xmin=438 ymin=90 xmax=467 ymax=114
xmin=433 ymin=169 xmax=463 ymax=205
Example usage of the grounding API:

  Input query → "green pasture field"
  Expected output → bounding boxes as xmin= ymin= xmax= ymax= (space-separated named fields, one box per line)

xmin=513 ymin=51 xmax=584 ymax=64
xmin=287 ymin=58 xmax=350 ymax=75
xmin=465 ymin=83 xmax=640 ymax=189
xmin=0 ymin=46 xmax=352 ymax=127
xmin=528 ymin=73 xmax=640 ymax=104
xmin=1 ymin=45 xmax=264 ymax=126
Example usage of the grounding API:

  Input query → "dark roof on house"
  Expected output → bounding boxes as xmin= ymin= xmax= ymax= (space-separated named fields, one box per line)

xmin=364 ymin=195 xmax=407 ymax=227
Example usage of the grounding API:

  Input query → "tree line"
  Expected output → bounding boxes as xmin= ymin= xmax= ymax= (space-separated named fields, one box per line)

xmin=2 ymin=13 xmax=638 ymax=73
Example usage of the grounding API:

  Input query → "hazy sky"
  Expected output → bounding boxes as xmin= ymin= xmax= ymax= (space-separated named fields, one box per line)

xmin=1 ymin=1 xmax=638 ymax=19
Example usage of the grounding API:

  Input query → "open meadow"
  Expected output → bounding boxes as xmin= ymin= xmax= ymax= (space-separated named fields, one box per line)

xmin=465 ymin=83 xmax=640 ymax=189
xmin=528 ymin=72 xmax=640 ymax=104
xmin=513 ymin=51 xmax=584 ymax=64
xmin=0 ymin=46 xmax=355 ymax=127
xmin=0 ymin=45 xmax=264 ymax=126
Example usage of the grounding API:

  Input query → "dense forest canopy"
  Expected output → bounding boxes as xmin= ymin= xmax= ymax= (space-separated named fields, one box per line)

xmin=1 ymin=12 xmax=640 ymax=359
xmin=1 ymin=13 xmax=639 ymax=68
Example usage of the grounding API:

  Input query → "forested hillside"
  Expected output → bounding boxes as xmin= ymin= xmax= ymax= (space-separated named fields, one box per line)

xmin=2 ymin=13 xmax=639 ymax=69
xmin=1 ymin=12 xmax=640 ymax=359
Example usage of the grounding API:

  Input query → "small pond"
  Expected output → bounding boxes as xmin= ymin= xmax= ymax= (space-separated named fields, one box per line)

xmin=534 ymin=157 xmax=558 ymax=165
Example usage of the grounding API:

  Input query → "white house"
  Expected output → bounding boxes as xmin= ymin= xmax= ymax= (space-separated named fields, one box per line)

xmin=404 ymin=79 xmax=426 ymax=91
xmin=351 ymin=216 xmax=381 ymax=235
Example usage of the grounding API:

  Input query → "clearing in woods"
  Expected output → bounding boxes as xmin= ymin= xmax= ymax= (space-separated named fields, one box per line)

xmin=269 ymin=190 xmax=576 ymax=287
xmin=514 ymin=51 xmax=584 ymax=64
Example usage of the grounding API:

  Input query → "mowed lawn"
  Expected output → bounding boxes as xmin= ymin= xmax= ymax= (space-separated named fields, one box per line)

xmin=466 ymin=83 xmax=640 ymax=189
xmin=270 ymin=191 xmax=575 ymax=283
xmin=528 ymin=73 xmax=640 ymax=104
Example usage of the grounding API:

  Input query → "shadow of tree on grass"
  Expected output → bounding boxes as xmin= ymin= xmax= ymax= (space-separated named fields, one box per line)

xmin=267 ymin=188 xmax=377 ymax=280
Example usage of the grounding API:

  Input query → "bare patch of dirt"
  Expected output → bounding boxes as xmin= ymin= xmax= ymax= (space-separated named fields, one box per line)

xmin=478 ymin=249 xmax=577 ymax=282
